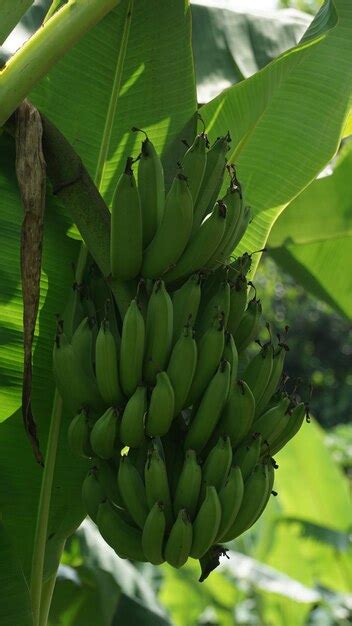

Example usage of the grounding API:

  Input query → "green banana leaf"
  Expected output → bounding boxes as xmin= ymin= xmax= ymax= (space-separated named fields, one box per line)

xmin=0 ymin=1 xmax=195 ymax=620
xmin=268 ymin=142 xmax=352 ymax=318
xmin=0 ymin=0 xmax=32 ymax=46
xmin=200 ymin=0 xmax=352 ymax=276
xmin=31 ymin=0 xmax=197 ymax=198
xmin=0 ymin=522 xmax=33 ymax=626
xmin=192 ymin=2 xmax=311 ymax=102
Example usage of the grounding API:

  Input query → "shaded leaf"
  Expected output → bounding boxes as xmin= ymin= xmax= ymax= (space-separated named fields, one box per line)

xmin=278 ymin=518 xmax=352 ymax=552
xmin=0 ymin=521 xmax=33 ymax=626
xmin=0 ymin=0 xmax=32 ymax=46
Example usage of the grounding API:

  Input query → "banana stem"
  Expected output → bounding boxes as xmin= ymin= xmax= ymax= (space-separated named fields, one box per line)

xmin=30 ymin=391 xmax=63 ymax=626
xmin=0 ymin=0 xmax=121 ymax=127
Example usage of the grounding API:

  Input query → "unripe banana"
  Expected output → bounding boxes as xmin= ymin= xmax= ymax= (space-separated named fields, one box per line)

xmin=185 ymin=360 xmax=231 ymax=453
xmin=145 ymin=371 xmax=175 ymax=437
xmin=181 ymin=132 xmax=208 ymax=204
xmin=119 ymin=298 xmax=145 ymax=397
xmin=97 ymin=500 xmax=146 ymax=561
xmin=221 ymin=463 xmax=270 ymax=542
xmin=137 ymin=134 xmax=165 ymax=246
xmin=235 ymin=297 xmax=262 ymax=353
xmin=164 ymin=201 xmax=227 ymax=285
xmin=81 ymin=469 xmax=105 ymax=522
xmin=228 ymin=252 xmax=252 ymax=282
xmin=255 ymin=344 xmax=287 ymax=418
xmin=167 ymin=326 xmax=197 ymax=416
xmin=90 ymin=407 xmax=120 ymax=460
xmin=143 ymin=280 xmax=173 ymax=385
xmin=227 ymin=275 xmax=248 ymax=336
xmin=68 ymin=409 xmax=92 ymax=458
xmin=144 ymin=446 xmax=173 ymax=529
xmin=243 ymin=343 xmax=274 ymax=406
xmin=141 ymin=174 xmax=193 ymax=278
xmin=111 ymin=158 xmax=142 ymax=280
xmin=186 ymin=317 xmax=225 ymax=407
xmin=218 ymin=380 xmax=255 ymax=448
xmin=233 ymin=433 xmax=262 ymax=481
xmin=172 ymin=273 xmax=202 ymax=344
xmin=71 ymin=317 xmax=96 ymax=381
xmin=190 ymin=486 xmax=221 ymax=559
xmin=254 ymin=396 xmax=291 ymax=450
xmin=255 ymin=459 xmax=276 ymax=520
xmin=96 ymin=459 xmax=122 ymax=506
xmin=196 ymin=280 xmax=230 ymax=338
xmin=165 ymin=509 xmax=193 ymax=569
xmin=95 ymin=320 xmax=124 ymax=405
xmin=118 ymin=455 xmax=149 ymax=529
xmin=53 ymin=331 xmax=103 ymax=413
xmin=192 ymin=134 xmax=230 ymax=232
xmin=142 ymin=502 xmax=166 ymax=565
xmin=269 ymin=402 xmax=306 ymax=456
xmin=216 ymin=466 xmax=244 ymax=541
xmin=201 ymin=436 xmax=232 ymax=493
xmin=120 ymin=385 xmax=147 ymax=448
xmin=173 ymin=449 xmax=201 ymax=520
xmin=62 ymin=284 xmax=85 ymax=341
xmin=206 ymin=183 xmax=244 ymax=269
xmin=222 ymin=331 xmax=238 ymax=389
xmin=128 ymin=437 xmax=149 ymax=478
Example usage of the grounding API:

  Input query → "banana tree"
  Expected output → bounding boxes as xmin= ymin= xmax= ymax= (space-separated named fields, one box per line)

xmin=0 ymin=1 xmax=352 ymax=626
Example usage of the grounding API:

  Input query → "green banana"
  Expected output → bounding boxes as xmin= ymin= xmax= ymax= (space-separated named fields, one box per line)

xmin=216 ymin=466 xmax=244 ymax=541
xmin=186 ymin=316 xmax=225 ymax=407
xmin=119 ymin=298 xmax=145 ymax=397
xmin=71 ymin=317 xmax=96 ymax=381
xmin=227 ymin=275 xmax=248 ymax=337
xmin=141 ymin=173 xmax=193 ymax=278
xmin=171 ymin=273 xmax=202 ymax=344
xmin=53 ymin=330 xmax=103 ymax=413
xmin=62 ymin=283 xmax=85 ymax=341
xmin=165 ymin=509 xmax=193 ymax=569
xmin=95 ymin=320 xmax=124 ymax=406
xmin=145 ymin=371 xmax=175 ymax=437
xmin=173 ymin=449 xmax=201 ymax=520
xmin=120 ymin=385 xmax=147 ymax=448
xmin=128 ymin=437 xmax=149 ymax=478
xmin=96 ymin=459 xmax=122 ymax=506
xmin=181 ymin=132 xmax=208 ymax=204
xmin=137 ymin=133 xmax=165 ymax=246
xmin=144 ymin=446 xmax=173 ymax=529
xmin=110 ymin=157 xmax=142 ymax=280
xmin=142 ymin=502 xmax=166 ymax=565
xmin=255 ymin=459 xmax=276 ymax=520
xmin=164 ymin=201 xmax=227 ymax=285
xmin=243 ymin=343 xmax=274 ymax=406
xmin=269 ymin=402 xmax=306 ymax=456
xmin=218 ymin=380 xmax=255 ymax=448
xmin=190 ymin=486 xmax=221 ymax=559
xmin=192 ymin=134 xmax=230 ymax=232
xmin=118 ymin=455 xmax=149 ymax=529
xmin=222 ymin=331 xmax=238 ymax=389
xmin=167 ymin=325 xmax=197 ymax=416
xmin=228 ymin=252 xmax=252 ymax=282
xmin=143 ymin=280 xmax=173 ymax=385
xmin=206 ymin=183 xmax=244 ymax=269
xmin=81 ymin=468 xmax=105 ymax=522
xmin=196 ymin=280 xmax=230 ymax=337
xmin=97 ymin=500 xmax=146 ymax=561
xmin=185 ymin=360 xmax=231 ymax=453
xmin=221 ymin=463 xmax=270 ymax=542
xmin=201 ymin=436 xmax=232 ymax=493
xmin=254 ymin=395 xmax=291 ymax=450
xmin=235 ymin=297 xmax=262 ymax=353
xmin=254 ymin=344 xmax=287 ymax=418
xmin=90 ymin=407 xmax=120 ymax=460
xmin=232 ymin=433 xmax=262 ymax=481
xmin=67 ymin=409 xmax=92 ymax=458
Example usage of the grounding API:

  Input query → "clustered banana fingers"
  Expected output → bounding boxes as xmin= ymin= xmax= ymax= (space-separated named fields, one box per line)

xmin=56 ymin=126 xmax=306 ymax=579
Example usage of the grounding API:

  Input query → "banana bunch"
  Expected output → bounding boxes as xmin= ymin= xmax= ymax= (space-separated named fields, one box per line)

xmin=54 ymin=126 xmax=308 ymax=580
